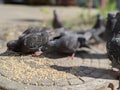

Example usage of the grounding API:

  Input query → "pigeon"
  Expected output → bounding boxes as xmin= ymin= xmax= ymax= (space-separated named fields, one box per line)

xmin=91 ymin=14 xmax=106 ymax=42
xmin=77 ymin=14 xmax=106 ymax=43
xmin=48 ymin=31 xmax=91 ymax=59
xmin=19 ymin=31 xmax=49 ymax=54
xmin=107 ymin=12 xmax=120 ymax=68
xmin=7 ymin=27 xmax=54 ymax=56
xmin=52 ymin=10 xmax=63 ymax=29
xmin=93 ymin=14 xmax=106 ymax=29
xmin=106 ymin=12 xmax=120 ymax=89
xmin=103 ymin=12 xmax=117 ymax=41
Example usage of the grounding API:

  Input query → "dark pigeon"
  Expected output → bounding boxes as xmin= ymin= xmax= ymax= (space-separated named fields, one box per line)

xmin=106 ymin=12 xmax=120 ymax=89
xmin=52 ymin=10 xmax=63 ymax=29
xmin=93 ymin=14 xmax=106 ymax=29
xmin=7 ymin=27 xmax=54 ymax=56
xmin=90 ymin=14 xmax=106 ymax=42
xmin=103 ymin=12 xmax=117 ymax=41
xmin=77 ymin=14 xmax=106 ymax=43
xmin=19 ymin=31 xmax=49 ymax=54
xmin=48 ymin=32 xmax=91 ymax=59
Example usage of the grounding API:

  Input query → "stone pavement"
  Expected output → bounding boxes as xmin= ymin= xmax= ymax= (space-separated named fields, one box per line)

xmin=0 ymin=44 xmax=118 ymax=90
xmin=0 ymin=5 xmax=118 ymax=90
xmin=0 ymin=4 xmax=84 ymax=23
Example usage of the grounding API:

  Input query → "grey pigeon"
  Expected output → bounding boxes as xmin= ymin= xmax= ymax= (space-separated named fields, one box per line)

xmin=106 ymin=12 xmax=120 ymax=89
xmin=48 ymin=32 xmax=91 ymax=58
xmin=93 ymin=14 xmax=106 ymax=29
xmin=52 ymin=10 xmax=63 ymax=29
xmin=77 ymin=14 xmax=106 ymax=43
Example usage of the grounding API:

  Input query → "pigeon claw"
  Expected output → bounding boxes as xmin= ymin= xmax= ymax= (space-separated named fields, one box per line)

xmin=68 ymin=53 xmax=75 ymax=60
xmin=32 ymin=51 xmax=43 ymax=57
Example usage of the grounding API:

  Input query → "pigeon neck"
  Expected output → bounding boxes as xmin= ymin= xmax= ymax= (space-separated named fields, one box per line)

xmin=98 ymin=18 xmax=102 ymax=26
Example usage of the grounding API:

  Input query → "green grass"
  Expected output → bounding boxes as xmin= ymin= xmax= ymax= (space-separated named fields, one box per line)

xmin=98 ymin=0 xmax=117 ymax=18
xmin=77 ymin=8 xmax=97 ymax=26
xmin=40 ymin=8 xmax=50 ymax=14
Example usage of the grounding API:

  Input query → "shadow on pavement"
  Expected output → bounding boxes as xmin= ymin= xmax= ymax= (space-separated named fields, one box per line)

xmin=11 ymin=18 xmax=43 ymax=23
xmin=50 ymin=65 xmax=117 ymax=80
xmin=0 ymin=49 xmax=107 ymax=60
xmin=76 ymin=51 xmax=107 ymax=59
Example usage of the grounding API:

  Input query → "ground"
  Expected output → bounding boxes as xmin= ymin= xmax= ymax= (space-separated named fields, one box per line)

xmin=0 ymin=4 xmax=118 ymax=90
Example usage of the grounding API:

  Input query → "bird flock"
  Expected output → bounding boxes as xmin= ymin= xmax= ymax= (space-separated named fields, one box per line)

xmin=6 ymin=10 xmax=120 ymax=89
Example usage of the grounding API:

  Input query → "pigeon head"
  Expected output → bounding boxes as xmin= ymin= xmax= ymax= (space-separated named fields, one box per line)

xmin=107 ymin=13 xmax=116 ymax=25
xmin=7 ymin=40 xmax=20 ymax=51
xmin=108 ymin=13 xmax=117 ymax=30
xmin=78 ymin=37 xmax=89 ymax=48
xmin=108 ymin=13 xmax=116 ymax=19
xmin=115 ymin=12 xmax=120 ymax=19
xmin=105 ymin=13 xmax=117 ymax=40
xmin=112 ymin=12 xmax=120 ymax=36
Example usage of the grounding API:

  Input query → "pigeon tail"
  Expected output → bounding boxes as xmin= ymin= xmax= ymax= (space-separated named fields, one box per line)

xmin=52 ymin=10 xmax=63 ymax=29
xmin=53 ymin=9 xmax=57 ymax=18
xmin=93 ymin=14 xmax=103 ymax=29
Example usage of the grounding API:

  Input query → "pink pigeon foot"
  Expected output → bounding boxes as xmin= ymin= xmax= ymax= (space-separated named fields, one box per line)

xmin=32 ymin=51 xmax=43 ymax=57
xmin=68 ymin=53 xmax=75 ymax=60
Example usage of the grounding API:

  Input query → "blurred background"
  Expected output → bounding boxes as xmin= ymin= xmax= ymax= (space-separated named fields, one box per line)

xmin=0 ymin=0 xmax=119 ymax=44
xmin=0 ymin=0 xmax=118 ymax=27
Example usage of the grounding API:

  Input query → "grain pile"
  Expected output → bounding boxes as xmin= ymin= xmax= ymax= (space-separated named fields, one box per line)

xmin=0 ymin=56 xmax=68 ymax=85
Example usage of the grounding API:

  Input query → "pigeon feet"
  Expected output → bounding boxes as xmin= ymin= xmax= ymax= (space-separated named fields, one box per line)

xmin=32 ymin=51 xmax=43 ymax=57
xmin=68 ymin=53 xmax=75 ymax=60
